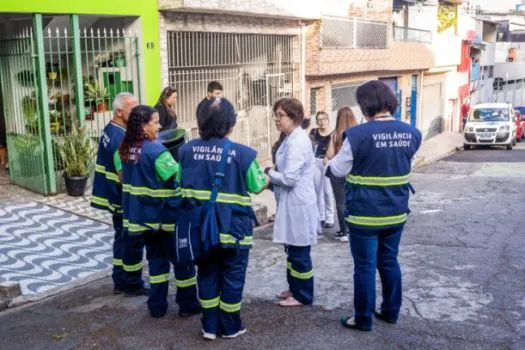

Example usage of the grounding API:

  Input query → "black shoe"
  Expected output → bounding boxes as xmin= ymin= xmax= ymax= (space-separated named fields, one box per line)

xmin=113 ymin=286 xmax=123 ymax=295
xmin=373 ymin=311 xmax=397 ymax=324
xmin=179 ymin=307 xmax=201 ymax=317
xmin=124 ymin=283 xmax=150 ymax=297
xmin=323 ymin=222 xmax=334 ymax=228
xmin=340 ymin=316 xmax=372 ymax=332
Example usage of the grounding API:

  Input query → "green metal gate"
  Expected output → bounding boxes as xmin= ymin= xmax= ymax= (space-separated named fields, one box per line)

xmin=0 ymin=14 xmax=142 ymax=195
xmin=0 ymin=26 xmax=49 ymax=193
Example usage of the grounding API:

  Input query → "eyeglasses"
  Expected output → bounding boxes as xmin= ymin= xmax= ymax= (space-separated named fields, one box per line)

xmin=316 ymin=117 xmax=328 ymax=123
xmin=273 ymin=112 xmax=289 ymax=120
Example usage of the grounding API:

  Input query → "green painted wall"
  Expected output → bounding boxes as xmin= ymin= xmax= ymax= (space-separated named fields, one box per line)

xmin=0 ymin=0 xmax=161 ymax=105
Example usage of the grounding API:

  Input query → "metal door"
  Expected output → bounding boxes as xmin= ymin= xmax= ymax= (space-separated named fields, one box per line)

xmin=0 ymin=30 xmax=50 ymax=193
xmin=410 ymin=75 xmax=418 ymax=127
xmin=167 ymin=31 xmax=294 ymax=160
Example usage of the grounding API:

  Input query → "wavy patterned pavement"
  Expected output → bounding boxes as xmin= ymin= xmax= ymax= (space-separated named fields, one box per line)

xmin=0 ymin=202 xmax=113 ymax=295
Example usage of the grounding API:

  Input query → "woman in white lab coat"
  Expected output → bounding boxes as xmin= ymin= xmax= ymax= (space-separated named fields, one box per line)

xmin=265 ymin=98 xmax=317 ymax=307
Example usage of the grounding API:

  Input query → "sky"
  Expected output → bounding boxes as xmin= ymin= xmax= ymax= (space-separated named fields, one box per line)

xmin=473 ymin=0 xmax=521 ymax=11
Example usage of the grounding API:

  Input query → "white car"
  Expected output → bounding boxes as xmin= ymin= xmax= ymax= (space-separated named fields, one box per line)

xmin=463 ymin=103 xmax=517 ymax=150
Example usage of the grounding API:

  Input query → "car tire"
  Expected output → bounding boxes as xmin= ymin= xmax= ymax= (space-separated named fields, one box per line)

xmin=464 ymin=144 xmax=471 ymax=151
xmin=507 ymin=143 xmax=513 ymax=150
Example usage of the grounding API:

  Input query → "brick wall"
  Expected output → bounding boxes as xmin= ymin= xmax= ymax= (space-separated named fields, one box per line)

xmin=305 ymin=23 xmax=434 ymax=77
xmin=158 ymin=0 xmax=320 ymax=19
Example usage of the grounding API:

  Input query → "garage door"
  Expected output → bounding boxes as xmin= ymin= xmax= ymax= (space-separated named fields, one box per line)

xmin=422 ymin=83 xmax=444 ymax=139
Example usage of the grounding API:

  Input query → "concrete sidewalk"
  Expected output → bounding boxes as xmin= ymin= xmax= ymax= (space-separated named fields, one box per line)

xmin=413 ymin=132 xmax=464 ymax=168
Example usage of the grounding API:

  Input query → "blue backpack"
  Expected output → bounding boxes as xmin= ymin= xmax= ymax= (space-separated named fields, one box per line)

xmin=175 ymin=140 xmax=231 ymax=263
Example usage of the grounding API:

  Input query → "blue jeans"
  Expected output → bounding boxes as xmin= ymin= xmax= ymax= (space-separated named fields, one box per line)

xmin=349 ymin=224 xmax=404 ymax=329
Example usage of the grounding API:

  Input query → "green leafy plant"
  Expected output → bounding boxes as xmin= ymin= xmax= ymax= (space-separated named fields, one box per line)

xmin=84 ymin=81 xmax=109 ymax=103
xmin=59 ymin=125 xmax=95 ymax=177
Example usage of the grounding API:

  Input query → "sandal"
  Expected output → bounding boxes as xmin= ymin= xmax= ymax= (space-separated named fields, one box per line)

xmin=340 ymin=316 xmax=372 ymax=332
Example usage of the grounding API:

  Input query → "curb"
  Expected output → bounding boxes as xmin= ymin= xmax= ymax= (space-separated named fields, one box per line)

xmin=413 ymin=145 xmax=463 ymax=169
xmin=4 ymin=270 xmax=111 ymax=312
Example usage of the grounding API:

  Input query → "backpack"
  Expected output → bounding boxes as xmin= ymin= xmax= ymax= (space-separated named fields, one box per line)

xmin=174 ymin=140 xmax=231 ymax=263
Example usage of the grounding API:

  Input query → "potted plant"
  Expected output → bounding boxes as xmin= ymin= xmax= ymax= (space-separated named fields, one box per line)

xmin=112 ymin=49 xmax=126 ymax=67
xmin=59 ymin=125 xmax=95 ymax=197
xmin=84 ymin=81 xmax=109 ymax=112
xmin=49 ymin=110 xmax=62 ymax=134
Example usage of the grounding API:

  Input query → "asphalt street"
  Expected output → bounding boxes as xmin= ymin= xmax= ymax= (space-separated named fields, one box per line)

xmin=1 ymin=143 xmax=525 ymax=349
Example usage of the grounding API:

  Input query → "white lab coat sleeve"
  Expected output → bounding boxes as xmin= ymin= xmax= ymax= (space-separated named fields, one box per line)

xmin=268 ymin=145 xmax=305 ymax=188
xmin=328 ymin=138 xmax=353 ymax=178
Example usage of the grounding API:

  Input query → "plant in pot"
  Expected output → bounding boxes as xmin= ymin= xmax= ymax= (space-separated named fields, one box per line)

xmin=85 ymin=81 xmax=109 ymax=113
xmin=112 ymin=49 xmax=126 ymax=67
xmin=59 ymin=125 xmax=95 ymax=197
xmin=47 ymin=62 xmax=58 ymax=81
xmin=49 ymin=109 xmax=62 ymax=135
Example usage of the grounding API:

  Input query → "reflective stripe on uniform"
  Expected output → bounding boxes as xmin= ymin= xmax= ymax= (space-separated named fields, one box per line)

xmin=90 ymin=195 xmax=122 ymax=213
xmin=346 ymin=213 xmax=408 ymax=227
xmin=123 ymin=220 xmax=175 ymax=233
xmin=112 ymin=258 xmax=123 ymax=266
xmin=346 ymin=174 xmax=410 ymax=186
xmin=287 ymin=262 xmax=314 ymax=280
xmin=219 ymin=300 xmax=242 ymax=313
xmin=95 ymin=164 xmax=120 ymax=183
xmin=219 ymin=233 xmax=253 ymax=246
xmin=199 ymin=296 xmax=220 ymax=309
xmin=150 ymin=273 xmax=170 ymax=284
xmin=122 ymin=183 xmax=181 ymax=198
xmin=175 ymin=276 xmax=197 ymax=288
xmin=123 ymin=261 xmax=144 ymax=272
xmin=181 ymin=188 xmax=251 ymax=206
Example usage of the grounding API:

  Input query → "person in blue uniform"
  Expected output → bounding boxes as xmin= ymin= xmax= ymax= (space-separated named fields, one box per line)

xmin=90 ymin=92 xmax=143 ymax=295
xmin=118 ymin=105 xmax=199 ymax=317
xmin=178 ymin=97 xmax=267 ymax=340
xmin=328 ymin=80 xmax=422 ymax=331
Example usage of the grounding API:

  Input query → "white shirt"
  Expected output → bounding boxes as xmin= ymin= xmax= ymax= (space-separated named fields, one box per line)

xmin=328 ymin=138 xmax=353 ymax=178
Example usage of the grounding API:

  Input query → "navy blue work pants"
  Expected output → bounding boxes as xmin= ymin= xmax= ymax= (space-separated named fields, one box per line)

xmin=197 ymin=248 xmax=250 ymax=336
xmin=286 ymin=245 xmax=314 ymax=305
xmin=349 ymin=224 xmax=404 ymax=329
xmin=111 ymin=214 xmax=125 ymax=290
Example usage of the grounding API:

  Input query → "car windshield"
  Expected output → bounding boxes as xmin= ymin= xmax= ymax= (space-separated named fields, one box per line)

xmin=469 ymin=108 xmax=510 ymax=122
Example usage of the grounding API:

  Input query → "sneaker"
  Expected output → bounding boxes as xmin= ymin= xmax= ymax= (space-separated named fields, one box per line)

xmin=201 ymin=329 xmax=217 ymax=341
xmin=335 ymin=231 xmax=349 ymax=242
xmin=221 ymin=328 xmax=247 ymax=339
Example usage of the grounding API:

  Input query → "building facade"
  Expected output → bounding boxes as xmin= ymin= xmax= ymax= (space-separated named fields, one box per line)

xmin=0 ymin=0 xmax=161 ymax=194
xmin=306 ymin=0 xmax=434 ymax=132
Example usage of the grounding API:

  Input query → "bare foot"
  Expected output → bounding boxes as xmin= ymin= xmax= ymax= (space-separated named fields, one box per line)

xmin=276 ymin=290 xmax=292 ymax=299
xmin=278 ymin=296 xmax=304 ymax=307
